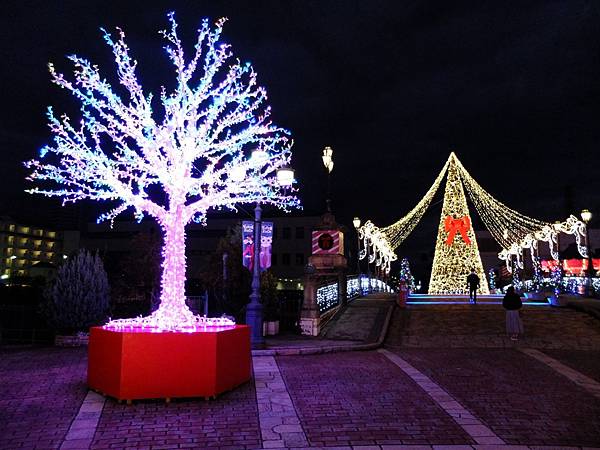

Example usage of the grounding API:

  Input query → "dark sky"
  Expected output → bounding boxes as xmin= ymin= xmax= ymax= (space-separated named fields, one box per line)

xmin=1 ymin=1 xmax=600 ymax=254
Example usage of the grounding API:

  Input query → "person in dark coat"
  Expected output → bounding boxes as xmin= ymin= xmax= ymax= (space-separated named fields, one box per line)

xmin=503 ymin=286 xmax=524 ymax=340
xmin=466 ymin=268 xmax=480 ymax=304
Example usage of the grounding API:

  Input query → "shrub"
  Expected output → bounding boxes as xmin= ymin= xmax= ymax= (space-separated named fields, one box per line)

xmin=41 ymin=249 xmax=110 ymax=333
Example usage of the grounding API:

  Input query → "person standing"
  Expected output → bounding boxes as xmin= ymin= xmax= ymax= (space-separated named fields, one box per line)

xmin=466 ymin=268 xmax=480 ymax=304
xmin=503 ymin=286 xmax=524 ymax=341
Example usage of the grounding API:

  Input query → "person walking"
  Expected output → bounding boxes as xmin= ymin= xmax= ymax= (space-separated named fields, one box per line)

xmin=503 ymin=286 xmax=524 ymax=341
xmin=466 ymin=268 xmax=480 ymax=304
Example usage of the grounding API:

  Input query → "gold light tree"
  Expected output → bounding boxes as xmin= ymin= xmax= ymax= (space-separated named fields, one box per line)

xmin=358 ymin=152 xmax=588 ymax=295
xmin=428 ymin=154 xmax=489 ymax=294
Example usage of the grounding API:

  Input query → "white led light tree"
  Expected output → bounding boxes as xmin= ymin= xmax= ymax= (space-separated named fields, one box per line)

xmin=26 ymin=14 xmax=300 ymax=331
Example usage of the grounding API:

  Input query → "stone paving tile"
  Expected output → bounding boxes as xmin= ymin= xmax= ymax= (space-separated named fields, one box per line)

xmin=395 ymin=348 xmax=600 ymax=446
xmin=379 ymin=349 xmax=505 ymax=446
xmin=277 ymin=351 xmax=473 ymax=447
xmin=520 ymin=349 xmax=600 ymax=400
xmin=253 ymin=355 xmax=308 ymax=449
xmin=61 ymin=391 xmax=105 ymax=450
xmin=0 ymin=347 xmax=88 ymax=450
xmin=540 ymin=350 xmax=600 ymax=383
xmin=90 ymin=379 xmax=261 ymax=450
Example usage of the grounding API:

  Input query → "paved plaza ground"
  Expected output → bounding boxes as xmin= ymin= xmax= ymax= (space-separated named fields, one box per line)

xmin=2 ymin=300 xmax=600 ymax=449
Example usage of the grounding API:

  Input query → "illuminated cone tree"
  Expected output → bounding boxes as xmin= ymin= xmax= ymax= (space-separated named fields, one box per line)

xmin=361 ymin=152 xmax=587 ymax=295
xmin=428 ymin=154 xmax=489 ymax=295
xmin=25 ymin=14 xmax=299 ymax=330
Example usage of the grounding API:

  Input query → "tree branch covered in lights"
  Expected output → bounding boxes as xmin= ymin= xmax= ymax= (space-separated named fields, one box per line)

xmin=25 ymin=14 xmax=300 ymax=331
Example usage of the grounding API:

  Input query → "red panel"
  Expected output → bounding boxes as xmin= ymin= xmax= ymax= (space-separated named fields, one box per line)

xmin=88 ymin=325 xmax=251 ymax=400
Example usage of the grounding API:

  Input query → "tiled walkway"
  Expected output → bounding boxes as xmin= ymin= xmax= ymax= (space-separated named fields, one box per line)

xmin=395 ymin=348 xmax=600 ymax=447
xmin=277 ymin=352 xmax=472 ymax=447
xmin=0 ymin=347 xmax=88 ymax=450
xmin=2 ymin=303 xmax=600 ymax=449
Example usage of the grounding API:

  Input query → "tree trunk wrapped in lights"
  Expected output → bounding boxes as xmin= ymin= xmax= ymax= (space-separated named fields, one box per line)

xmin=428 ymin=155 xmax=489 ymax=295
xmin=25 ymin=14 xmax=300 ymax=331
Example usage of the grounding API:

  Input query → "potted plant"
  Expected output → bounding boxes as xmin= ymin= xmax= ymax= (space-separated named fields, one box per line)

xmin=261 ymin=271 xmax=280 ymax=336
xmin=547 ymin=265 xmax=567 ymax=307
xmin=41 ymin=250 xmax=110 ymax=346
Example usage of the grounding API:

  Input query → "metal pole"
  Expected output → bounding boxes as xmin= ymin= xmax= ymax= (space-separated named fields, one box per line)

xmin=203 ymin=289 xmax=209 ymax=317
xmin=356 ymin=231 xmax=361 ymax=289
xmin=222 ymin=252 xmax=228 ymax=307
xmin=557 ymin=232 xmax=562 ymax=292
xmin=366 ymin=239 xmax=372 ymax=293
xmin=246 ymin=205 xmax=264 ymax=348
xmin=586 ymin=227 xmax=593 ymax=297
xmin=326 ymin=170 xmax=331 ymax=212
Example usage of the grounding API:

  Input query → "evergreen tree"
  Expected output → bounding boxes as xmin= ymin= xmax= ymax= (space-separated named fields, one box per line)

xmin=399 ymin=258 xmax=416 ymax=291
xmin=42 ymin=249 xmax=110 ymax=333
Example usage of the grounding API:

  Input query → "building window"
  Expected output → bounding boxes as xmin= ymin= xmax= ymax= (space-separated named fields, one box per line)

xmin=282 ymin=253 xmax=291 ymax=266
xmin=272 ymin=253 xmax=278 ymax=266
xmin=295 ymin=253 xmax=304 ymax=266
xmin=282 ymin=227 xmax=291 ymax=239
xmin=295 ymin=227 xmax=304 ymax=239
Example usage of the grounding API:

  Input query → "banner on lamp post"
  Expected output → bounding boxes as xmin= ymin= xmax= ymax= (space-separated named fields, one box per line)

xmin=242 ymin=221 xmax=273 ymax=271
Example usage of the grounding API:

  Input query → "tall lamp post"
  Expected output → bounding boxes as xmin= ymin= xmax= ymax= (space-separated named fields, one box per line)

xmin=322 ymin=146 xmax=334 ymax=211
xmin=366 ymin=238 xmax=372 ymax=293
xmin=581 ymin=209 xmax=593 ymax=297
xmin=353 ymin=217 xmax=361 ymax=291
xmin=246 ymin=162 xmax=295 ymax=349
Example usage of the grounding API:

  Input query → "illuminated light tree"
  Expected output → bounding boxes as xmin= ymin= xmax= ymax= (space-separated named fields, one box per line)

xmin=360 ymin=152 xmax=588 ymax=295
xmin=428 ymin=155 xmax=489 ymax=295
xmin=25 ymin=14 xmax=300 ymax=331
xmin=488 ymin=268 xmax=497 ymax=292
xmin=398 ymin=257 xmax=416 ymax=291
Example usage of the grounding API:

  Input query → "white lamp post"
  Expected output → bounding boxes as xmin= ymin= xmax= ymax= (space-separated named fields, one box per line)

xmin=581 ymin=209 xmax=593 ymax=297
xmin=353 ymin=217 xmax=362 ymax=292
xmin=322 ymin=146 xmax=334 ymax=211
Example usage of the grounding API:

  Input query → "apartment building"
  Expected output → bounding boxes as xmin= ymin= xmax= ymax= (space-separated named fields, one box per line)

xmin=0 ymin=216 xmax=63 ymax=280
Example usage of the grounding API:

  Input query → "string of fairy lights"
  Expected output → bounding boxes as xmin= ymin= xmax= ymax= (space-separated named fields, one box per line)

xmin=453 ymin=155 xmax=588 ymax=270
xmin=26 ymin=15 xmax=300 ymax=331
xmin=358 ymin=152 xmax=589 ymax=288
xmin=381 ymin=159 xmax=450 ymax=249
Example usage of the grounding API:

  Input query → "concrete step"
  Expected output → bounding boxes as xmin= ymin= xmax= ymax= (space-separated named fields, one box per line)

xmin=407 ymin=294 xmax=548 ymax=305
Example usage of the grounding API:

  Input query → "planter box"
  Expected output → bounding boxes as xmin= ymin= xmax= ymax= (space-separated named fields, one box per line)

xmin=88 ymin=325 xmax=251 ymax=401
xmin=55 ymin=333 xmax=89 ymax=347
xmin=523 ymin=292 xmax=546 ymax=301
xmin=548 ymin=295 xmax=568 ymax=307
xmin=263 ymin=320 xmax=279 ymax=336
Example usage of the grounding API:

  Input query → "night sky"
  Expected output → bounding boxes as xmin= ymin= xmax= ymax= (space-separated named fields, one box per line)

xmin=1 ymin=1 xmax=599 ymax=258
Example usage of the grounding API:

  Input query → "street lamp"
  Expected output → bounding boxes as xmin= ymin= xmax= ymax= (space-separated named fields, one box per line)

xmin=246 ymin=164 xmax=295 ymax=349
xmin=581 ymin=209 xmax=593 ymax=297
xmin=322 ymin=146 xmax=334 ymax=211
xmin=353 ymin=217 xmax=361 ymax=291
xmin=276 ymin=166 xmax=295 ymax=187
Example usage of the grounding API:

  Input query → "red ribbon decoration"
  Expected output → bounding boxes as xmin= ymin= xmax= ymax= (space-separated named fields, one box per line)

xmin=444 ymin=215 xmax=471 ymax=246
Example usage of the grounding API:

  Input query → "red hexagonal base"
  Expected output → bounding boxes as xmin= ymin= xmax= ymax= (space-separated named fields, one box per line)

xmin=87 ymin=325 xmax=251 ymax=401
